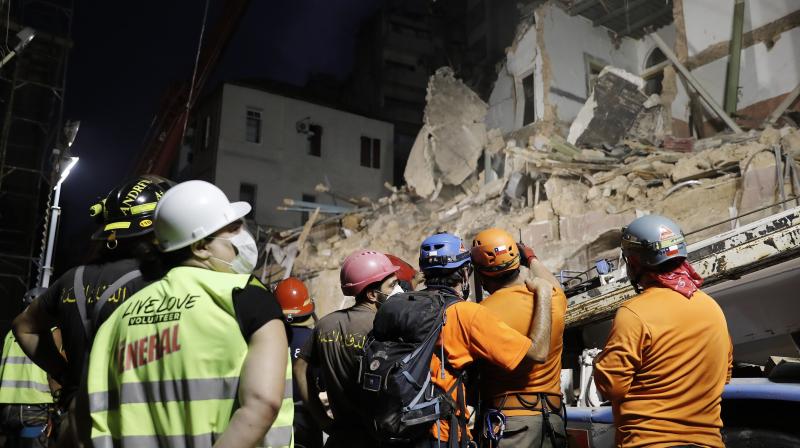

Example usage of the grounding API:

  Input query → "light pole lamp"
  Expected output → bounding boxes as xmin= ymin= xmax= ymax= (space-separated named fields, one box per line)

xmin=39 ymin=156 xmax=78 ymax=288
xmin=0 ymin=27 xmax=36 ymax=70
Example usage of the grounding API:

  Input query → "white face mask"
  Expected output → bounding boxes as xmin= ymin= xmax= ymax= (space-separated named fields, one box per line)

xmin=211 ymin=229 xmax=258 ymax=274
xmin=388 ymin=284 xmax=404 ymax=297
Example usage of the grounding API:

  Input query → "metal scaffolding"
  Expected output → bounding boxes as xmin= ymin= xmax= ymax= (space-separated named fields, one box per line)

xmin=0 ymin=0 xmax=73 ymax=320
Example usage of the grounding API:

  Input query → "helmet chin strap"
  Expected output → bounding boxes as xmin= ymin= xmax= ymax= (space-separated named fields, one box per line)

xmin=623 ymin=254 xmax=643 ymax=294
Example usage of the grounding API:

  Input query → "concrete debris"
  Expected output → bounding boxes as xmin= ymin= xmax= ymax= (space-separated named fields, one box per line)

xmin=265 ymin=65 xmax=800 ymax=320
xmin=404 ymin=68 xmax=488 ymax=197
xmin=567 ymin=67 xmax=648 ymax=148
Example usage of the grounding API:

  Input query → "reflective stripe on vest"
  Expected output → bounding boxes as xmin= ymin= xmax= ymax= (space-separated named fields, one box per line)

xmin=88 ymin=267 xmax=293 ymax=447
xmin=0 ymin=330 xmax=52 ymax=404
xmin=264 ymin=356 xmax=294 ymax=448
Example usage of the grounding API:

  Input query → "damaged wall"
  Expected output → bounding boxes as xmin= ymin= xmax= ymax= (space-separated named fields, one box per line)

xmin=669 ymin=1 xmax=800 ymax=128
xmin=487 ymin=0 xmax=799 ymax=137
xmin=487 ymin=2 xmax=666 ymax=132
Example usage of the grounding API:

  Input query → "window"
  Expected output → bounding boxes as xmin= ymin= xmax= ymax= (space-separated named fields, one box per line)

xmin=522 ymin=73 xmax=536 ymax=126
xmin=301 ymin=194 xmax=315 ymax=223
xmin=239 ymin=183 xmax=256 ymax=218
xmin=308 ymin=124 xmax=322 ymax=157
xmin=644 ymin=48 xmax=666 ymax=95
xmin=360 ymin=136 xmax=381 ymax=169
xmin=202 ymin=116 xmax=211 ymax=150
xmin=245 ymin=108 xmax=262 ymax=143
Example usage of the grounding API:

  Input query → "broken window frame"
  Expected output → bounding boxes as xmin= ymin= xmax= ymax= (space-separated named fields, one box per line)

xmin=360 ymin=136 xmax=381 ymax=169
xmin=308 ymin=124 xmax=323 ymax=157
xmin=245 ymin=108 xmax=262 ymax=144
xmin=521 ymin=72 xmax=536 ymax=126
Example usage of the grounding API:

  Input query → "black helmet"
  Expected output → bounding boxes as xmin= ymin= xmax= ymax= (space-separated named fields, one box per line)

xmin=90 ymin=175 xmax=175 ymax=241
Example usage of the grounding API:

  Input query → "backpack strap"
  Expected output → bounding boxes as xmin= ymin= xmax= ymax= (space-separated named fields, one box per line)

xmin=73 ymin=267 xmax=142 ymax=341
xmin=93 ymin=269 xmax=141 ymax=331
xmin=73 ymin=266 xmax=91 ymax=341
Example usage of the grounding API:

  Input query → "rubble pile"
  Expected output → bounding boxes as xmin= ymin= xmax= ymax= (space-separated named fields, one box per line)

xmin=277 ymin=69 xmax=800 ymax=317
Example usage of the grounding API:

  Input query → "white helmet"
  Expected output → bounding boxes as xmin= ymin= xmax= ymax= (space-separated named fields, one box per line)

xmin=154 ymin=180 xmax=251 ymax=252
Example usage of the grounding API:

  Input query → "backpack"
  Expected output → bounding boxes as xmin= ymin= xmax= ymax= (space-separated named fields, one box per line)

xmin=359 ymin=289 xmax=468 ymax=447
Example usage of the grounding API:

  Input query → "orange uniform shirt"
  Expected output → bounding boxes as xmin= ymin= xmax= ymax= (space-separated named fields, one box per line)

xmin=429 ymin=300 xmax=532 ymax=441
xmin=593 ymin=287 xmax=733 ymax=448
xmin=480 ymin=284 xmax=567 ymax=416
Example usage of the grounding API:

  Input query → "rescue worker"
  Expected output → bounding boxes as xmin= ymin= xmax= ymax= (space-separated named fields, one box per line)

xmin=593 ymin=215 xmax=733 ymax=448
xmin=471 ymin=228 xmax=567 ymax=447
xmin=87 ymin=180 xmax=293 ymax=448
xmin=275 ymin=277 xmax=323 ymax=448
xmin=416 ymin=232 xmax=554 ymax=447
xmin=13 ymin=175 xmax=173 ymax=447
xmin=0 ymin=290 xmax=55 ymax=448
xmin=295 ymin=250 xmax=401 ymax=448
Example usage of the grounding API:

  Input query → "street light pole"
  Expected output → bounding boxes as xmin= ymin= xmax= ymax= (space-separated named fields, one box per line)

xmin=40 ymin=156 xmax=78 ymax=288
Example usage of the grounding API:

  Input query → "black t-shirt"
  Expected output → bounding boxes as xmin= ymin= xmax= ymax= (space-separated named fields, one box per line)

xmin=231 ymin=280 xmax=285 ymax=342
xmin=39 ymin=258 xmax=150 ymax=400
xmin=299 ymin=302 xmax=376 ymax=429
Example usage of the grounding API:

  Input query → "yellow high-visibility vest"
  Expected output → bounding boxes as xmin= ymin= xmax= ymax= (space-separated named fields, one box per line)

xmin=88 ymin=266 xmax=293 ymax=447
xmin=0 ymin=330 xmax=53 ymax=405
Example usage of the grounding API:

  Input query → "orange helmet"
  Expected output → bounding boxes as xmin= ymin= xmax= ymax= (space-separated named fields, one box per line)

xmin=274 ymin=277 xmax=314 ymax=321
xmin=471 ymin=228 xmax=520 ymax=276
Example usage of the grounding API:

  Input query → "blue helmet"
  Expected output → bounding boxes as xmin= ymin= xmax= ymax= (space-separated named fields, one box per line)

xmin=621 ymin=214 xmax=687 ymax=267
xmin=419 ymin=233 xmax=471 ymax=271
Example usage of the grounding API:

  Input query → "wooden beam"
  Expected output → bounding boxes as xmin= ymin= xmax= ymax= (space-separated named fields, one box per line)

xmin=594 ymin=0 xmax=650 ymax=26
xmin=569 ymin=0 xmax=600 ymax=16
xmin=764 ymin=83 xmax=800 ymax=127
xmin=650 ymin=33 xmax=743 ymax=133
xmin=640 ymin=60 xmax=669 ymax=79
xmin=723 ymin=0 xmax=746 ymax=114
xmin=686 ymin=8 xmax=800 ymax=70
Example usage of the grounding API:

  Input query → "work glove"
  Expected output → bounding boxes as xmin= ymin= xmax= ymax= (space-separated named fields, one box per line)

xmin=517 ymin=242 xmax=537 ymax=267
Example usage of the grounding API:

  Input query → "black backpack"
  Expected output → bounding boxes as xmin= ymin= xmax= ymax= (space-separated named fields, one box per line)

xmin=359 ymin=289 xmax=468 ymax=447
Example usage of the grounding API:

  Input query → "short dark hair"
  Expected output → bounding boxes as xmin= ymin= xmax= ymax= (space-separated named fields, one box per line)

xmin=424 ymin=267 xmax=467 ymax=288
xmin=355 ymin=279 xmax=384 ymax=303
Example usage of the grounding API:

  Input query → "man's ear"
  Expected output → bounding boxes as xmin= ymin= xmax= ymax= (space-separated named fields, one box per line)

xmin=364 ymin=288 xmax=378 ymax=303
xmin=190 ymin=239 xmax=212 ymax=260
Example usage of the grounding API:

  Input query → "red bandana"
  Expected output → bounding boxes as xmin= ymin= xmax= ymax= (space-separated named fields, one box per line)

xmin=640 ymin=260 xmax=704 ymax=298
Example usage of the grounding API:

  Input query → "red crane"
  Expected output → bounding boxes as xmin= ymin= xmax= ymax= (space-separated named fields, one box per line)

xmin=134 ymin=0 xmax=251 ymax=176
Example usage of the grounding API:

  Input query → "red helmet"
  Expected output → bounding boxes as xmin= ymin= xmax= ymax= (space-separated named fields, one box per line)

xmin=385 ymin=254 xmax=417 ymax=283
xmin=275 ymin=277 xmax=314 ymax=320
xmin=340 ymin=250 xmax=399 ymax=297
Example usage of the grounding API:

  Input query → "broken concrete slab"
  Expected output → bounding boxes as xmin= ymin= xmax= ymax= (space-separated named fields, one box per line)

xmin=545 ymin=175 xmax=589 ymax=217
xmin=404 ymin=126 xmax=437 ymax=197
xmin=404 ymin=68 xmax=488 ymax=197
xmin=558 ymin=210 xmax=635 ymax=247
xmin=567 ymin=67 xmax=648 ymax=148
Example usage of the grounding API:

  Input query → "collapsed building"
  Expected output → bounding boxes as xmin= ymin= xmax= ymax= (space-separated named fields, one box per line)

xmin=259 ymin=0 xmax=800 ymax=316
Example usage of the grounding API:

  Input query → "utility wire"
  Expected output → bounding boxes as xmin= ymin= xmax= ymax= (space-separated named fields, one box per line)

xmin=181 ymin=0 xmax=210 ymax=144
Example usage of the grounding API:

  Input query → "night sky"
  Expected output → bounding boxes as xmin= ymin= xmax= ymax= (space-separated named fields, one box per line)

xmin=56 ymin=0 xmax=381 ymax=270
